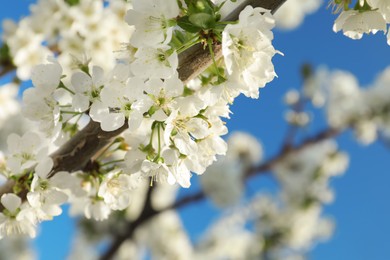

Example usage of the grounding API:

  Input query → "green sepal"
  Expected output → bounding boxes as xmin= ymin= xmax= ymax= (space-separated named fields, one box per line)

xmin=183 ymin=86 xmax=195 ymax=96
xmin=148 ymin=105 xmax=158 ymax=116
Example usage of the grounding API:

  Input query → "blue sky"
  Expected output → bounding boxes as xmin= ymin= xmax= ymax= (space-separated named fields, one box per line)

xmin=1 ymin=1 xmax=390 ymax=260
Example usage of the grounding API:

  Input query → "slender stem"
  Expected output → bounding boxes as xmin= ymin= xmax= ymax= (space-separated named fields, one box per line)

xmin=176 ymin=35 xmax=201 ymax=54
xmin=59 ymin=82 xmax=76 ymax=95
xmin=96 ymin=138 xmax=121 ymax=161
xmin=99 ymin=159 xmax=125 ymax=167
xmin=61 ymin=111 xmax=81 ymax=115
xmin=157 ymin=124 xmax=161 ymax=157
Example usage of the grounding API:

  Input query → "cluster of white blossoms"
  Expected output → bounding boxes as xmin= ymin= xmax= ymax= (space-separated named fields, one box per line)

xmin=192 ymin=141 xmax=348 ymax=259
xmin=332 ymin=0 xmax=390 ymax=44
xmin=275 ymin=0 xmax=323 ymax=29
xmin=2 ymin=0 xmax=133 ymax=80
xmin=251 ymin=140 xmax=348 ymax=258
xmin=302 ymin=66 xmax=390 ymax=144
xmin=193 ymin=140 xmax=347 ymax=259
xmin=273 ymin=140 xmax=348 ymax=206
xmin=0 ymin=131 xmax=82 ymax=238
xmin=200 ymin=131 xmax=263 ymax=207
xmin=0 ymin=237 xmax=34 ymax=260
xmin=0 ymin=0 xmax=279 ymax=238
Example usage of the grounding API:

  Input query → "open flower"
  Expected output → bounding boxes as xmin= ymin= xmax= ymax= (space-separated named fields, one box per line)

xmin=6 ymin=132 xmax=47 ymax=175
xmin=98 ymin=171 xmax=138 ymax=210
xmin=125 ymin=0 xmax=180 ymax=48
xmin=130 ymin=47 xmax=178 ymax=80
xmin=71 ymin=66 xmax=105 ymax=112
xmin=366 ymin=0 xmax=390 ymax=22
xmin=0 ymin=194 xmax=36 ymax=238
xmin=222 ymin=6 xmax=278 ymax=98
xmin=89 ymin=76 xmax=151 ymax=132
xmin=333 ymin=9 xmax=387 ymax=40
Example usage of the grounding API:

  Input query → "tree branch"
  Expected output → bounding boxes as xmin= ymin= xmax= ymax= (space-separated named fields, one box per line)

xmin=100 ymin=185 xmax=156 ymax=260
xmin=0 ymin=0 xmax=287 ymax=202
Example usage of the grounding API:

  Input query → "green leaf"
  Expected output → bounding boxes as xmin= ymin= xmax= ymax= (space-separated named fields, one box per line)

xmin=195 ymin=0 xmax=215 ymax=14
xmin=64 ymin=0 xmax=80 ymax=6
xmin=186 ymin=0 xmax=215 ymax=15
xmin=189 ymin=13 xmax=215 ymax=29
xmin=177 ymin=16 xmax=202 ymax=33
xmin=0 ymin=44 xmax=11 ymax=63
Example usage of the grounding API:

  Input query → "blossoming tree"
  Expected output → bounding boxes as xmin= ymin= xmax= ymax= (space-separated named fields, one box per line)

xmin=0 ymin=0 xmax=389 ymax=259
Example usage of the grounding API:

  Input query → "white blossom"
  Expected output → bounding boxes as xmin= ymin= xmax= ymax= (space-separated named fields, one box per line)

xmin=222 ymin=6 xmax=278 ymax=98
xmin=0 ymin=194 xmax=36 ymax=238
xmin=226 ymin=131 xmax=263 ymax=167
xmin=14 ymin=158 xmax=75 ymax=224
xmin=71 ymin=66 xmax=105 ymax=112
xmin=366 ymin=0 xmax=390 ymax=22
xmin=23 ymin=59 xmax=65 ymax=139
xmin=90 ymin=77 xmax=149 ymax=132
xmin=125 ymin=0 xmax=180 ymax=48
xmin=333 ymin=9 xmax=387 ymax=40
xmin=130 ymin=47 xmax=178 ymax=80
xmin=98 ymin=171 xmax=138 ymax=210
xmin=69 ymin=180 xmax=112 ymax=221
xmin=6 ymin=132 xmax=48 ymax=175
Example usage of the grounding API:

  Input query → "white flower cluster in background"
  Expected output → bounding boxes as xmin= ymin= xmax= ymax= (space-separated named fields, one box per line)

xmin=194 ymin=140 xmax=348 ymax=259
xmin=2 ymin=0 xmax=133 ymax=80
xmin=0 ymin=83 xmax=19 ymax=129
xmin=332 ymin=0 xmax=390 ymax=44
xmin=0 ymin=237 xmax=35 ymax=260
xmin=302 ymin=66 xmax=390 ymax=144
xmin=273 ymin=140 xmax=348 ymax=205
xmin=200 ymin=132 xmax=263 ymax=207
xmin=275 ymin=0 xmax=323 ymax=30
